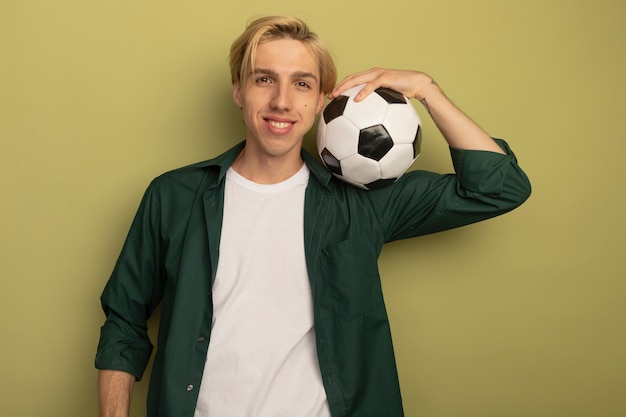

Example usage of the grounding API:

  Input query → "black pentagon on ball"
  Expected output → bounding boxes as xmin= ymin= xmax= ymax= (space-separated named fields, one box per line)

xmin=374 ymin=87 xmax=406 ymax=104
xmin=320 ymin=148 xmax=342 ymax=176
xmin=323 ymin=95 xmax=349 ymax=124
xmin=412 ymin=125 xmax=422 ymax=158
xmin=366 ymin=178 xmax=397 ymax=190
xmin=358 ymin=125 xmax=394 ymax=161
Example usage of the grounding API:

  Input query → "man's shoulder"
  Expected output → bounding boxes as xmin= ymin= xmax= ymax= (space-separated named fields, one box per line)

xmin=150 ymin=142 xmax=245 ymax=191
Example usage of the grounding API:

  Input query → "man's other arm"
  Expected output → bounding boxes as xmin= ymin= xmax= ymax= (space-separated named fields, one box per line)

xmin=98 ymin=369 xmax=135 ymax=417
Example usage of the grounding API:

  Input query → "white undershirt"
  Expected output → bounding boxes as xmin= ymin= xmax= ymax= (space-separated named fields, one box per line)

xmin=194 ymin=164 xmax=331 ymax=417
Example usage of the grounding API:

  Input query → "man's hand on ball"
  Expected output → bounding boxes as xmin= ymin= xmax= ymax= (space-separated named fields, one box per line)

xmin=329 ymin=68 xmax=438 ymax=102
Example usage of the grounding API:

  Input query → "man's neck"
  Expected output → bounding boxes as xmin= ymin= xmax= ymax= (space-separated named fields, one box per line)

xmin=230 ymin=148 xmax=305 ymax=185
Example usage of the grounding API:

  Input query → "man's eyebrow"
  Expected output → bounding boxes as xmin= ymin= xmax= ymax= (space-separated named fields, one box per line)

xmin=253 ymin=68 xmax=277 ymax=77
xmin=253 ymin=68 xmax=319 ymax=82
xmin=292 ymin=71 xmax=318 ymax=82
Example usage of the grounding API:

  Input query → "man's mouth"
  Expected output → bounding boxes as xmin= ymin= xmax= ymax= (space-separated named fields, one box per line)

xmin=267 ymin=119 xmax=293 ymax=129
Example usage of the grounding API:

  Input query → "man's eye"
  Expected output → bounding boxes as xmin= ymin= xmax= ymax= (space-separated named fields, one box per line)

xmin=256 ymin=77 xmax=271 ymax=84
xmin=297 ymin=81 xmax=311 ymax=88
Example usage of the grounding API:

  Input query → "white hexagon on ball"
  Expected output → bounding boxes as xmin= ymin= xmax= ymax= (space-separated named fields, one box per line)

xmin=342 ymin=88 xmax=389 ymax=128
xmin=340 ymin=154 xmax=382 ymax=185
xmin=383 ymin=104 xmax=421 ymax=144
xmin=323 ymin=117 xmax=360 ymax=160
xmin=379 ymin=144 xmax=416 ymax=179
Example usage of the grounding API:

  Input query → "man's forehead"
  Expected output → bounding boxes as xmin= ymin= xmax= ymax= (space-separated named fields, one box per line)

xmin=252 ymin=39 xmax=320 ymax=77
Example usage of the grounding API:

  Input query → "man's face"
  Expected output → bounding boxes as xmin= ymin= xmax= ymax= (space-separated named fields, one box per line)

xmin=233 ymin=38 xmax=325 ymax=161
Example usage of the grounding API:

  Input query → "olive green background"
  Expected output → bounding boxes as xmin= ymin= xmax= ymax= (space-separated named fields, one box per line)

xmin=1 ymin=0 xmax=624 ymax=416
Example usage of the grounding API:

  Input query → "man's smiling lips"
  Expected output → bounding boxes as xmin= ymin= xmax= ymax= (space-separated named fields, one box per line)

xmin=265 ymin=118 xmax=295 ymax=132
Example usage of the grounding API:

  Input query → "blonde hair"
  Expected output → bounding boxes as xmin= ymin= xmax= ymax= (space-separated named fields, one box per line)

xmin=230 ymin=15 xmax=337 ymax=95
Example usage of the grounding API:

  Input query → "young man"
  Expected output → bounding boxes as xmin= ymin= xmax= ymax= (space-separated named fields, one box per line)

xmin=96 ymin=15 xmax=531 ymax=417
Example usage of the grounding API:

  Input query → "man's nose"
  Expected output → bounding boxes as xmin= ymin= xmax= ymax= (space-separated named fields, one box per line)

xmin=270 ymin=84 xmax=292 ymax=110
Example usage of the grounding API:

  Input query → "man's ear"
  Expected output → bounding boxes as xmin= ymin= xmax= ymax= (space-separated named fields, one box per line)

xmin=233 ymin=83 xmax=242 ymax=108
xmin=315 ymin=92 xmax=325 ymax=114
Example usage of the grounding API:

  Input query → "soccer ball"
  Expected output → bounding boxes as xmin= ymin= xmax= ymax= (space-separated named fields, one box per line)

xmin=316 ymin=84 xmax=422 ymax=190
